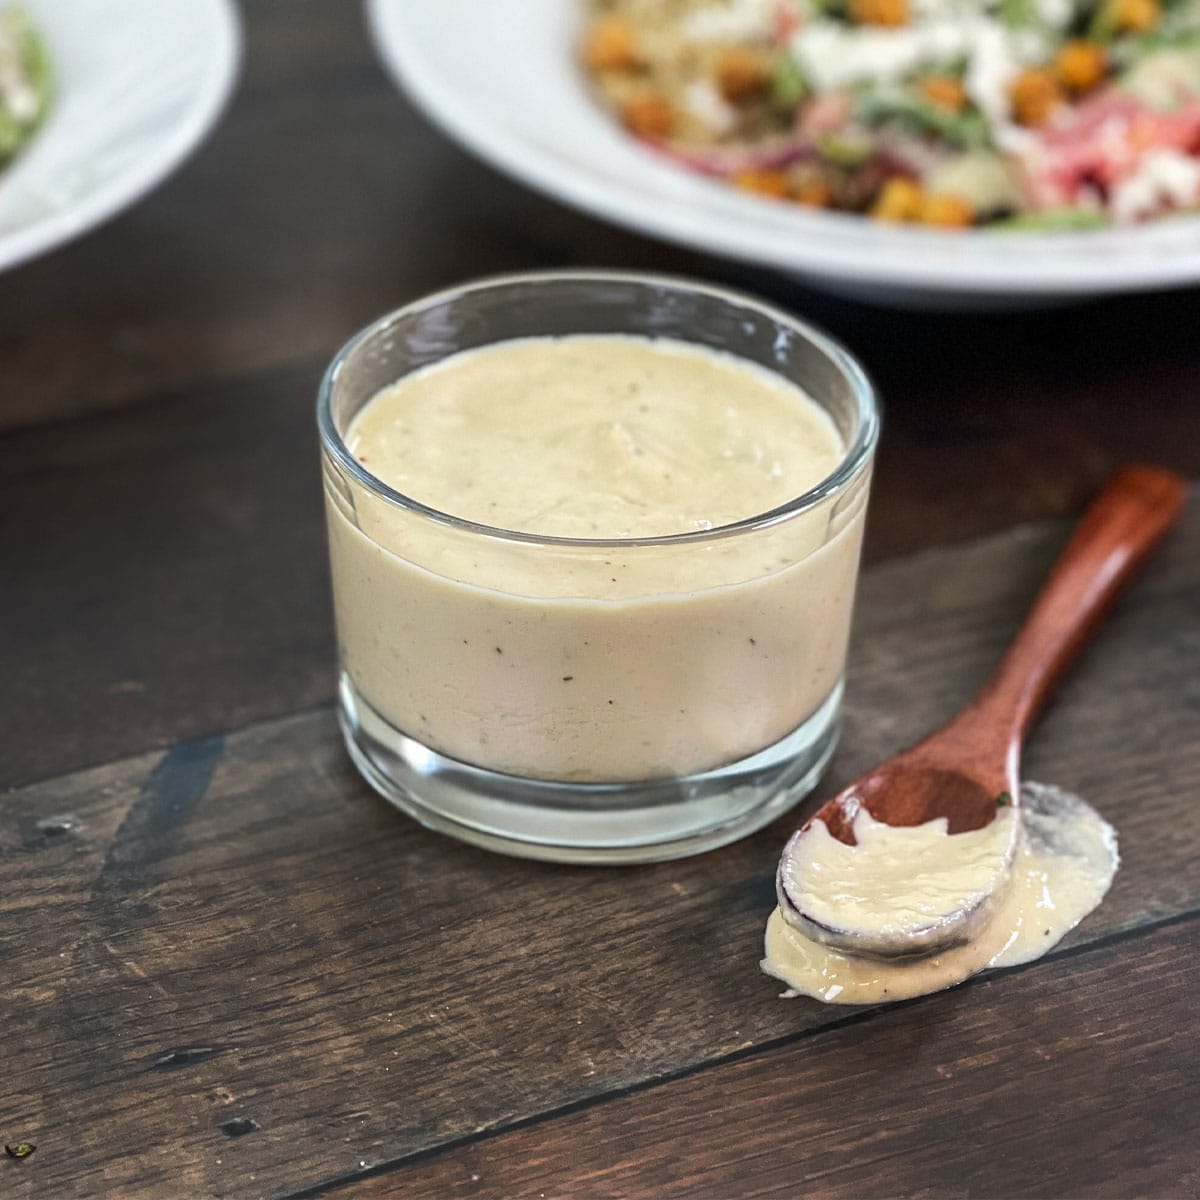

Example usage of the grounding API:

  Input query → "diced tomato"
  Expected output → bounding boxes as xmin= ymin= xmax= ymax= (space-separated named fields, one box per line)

xmin=772 ymin=1 xmax=802 ymax=42
xmin=1025 ymin=90 xmax=1200 ymax=206
xmin=798 ymin=91 xmax=853 ymax=139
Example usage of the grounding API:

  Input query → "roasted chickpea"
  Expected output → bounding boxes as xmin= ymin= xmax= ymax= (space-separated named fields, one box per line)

xmin=869 ymin=176 xmax=923 ymax=221
xmin=919 ymin=193 xmax=974 ymax=227
xmin=714 ymin=47 xmax=774 ymax=102
xmin=581 ymin=15 xmax=640 ymax=73
xmin=920 ymin=75 xmax=968 ymax=111
xmin=1009 ymin=68 xmax=1064 ymax=127
xmin=730 ymin=169 xmax=790 ymax=198
xmin=622 ymin=92 xmax=675 ymax=138
xmin=1113 ymin=0 xmax=1160 ymax=32
xmin=848 ymin=0 xmax=909 ymax=25
xmin=1055 ymin=41 xmax=1107 ymax=93
xmin=792 ymin=176 xmax=835 ymax=207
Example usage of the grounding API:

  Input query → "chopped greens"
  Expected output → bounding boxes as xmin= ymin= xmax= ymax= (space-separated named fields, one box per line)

xmin=771 ymin=54 xmax=808 ymax=108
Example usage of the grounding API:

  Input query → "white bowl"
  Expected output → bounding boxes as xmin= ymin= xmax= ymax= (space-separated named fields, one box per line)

xmin=367 ymin=0 xmax=1200 ymax=306
xmin=0 ymin=0 xmax=240 ymax=273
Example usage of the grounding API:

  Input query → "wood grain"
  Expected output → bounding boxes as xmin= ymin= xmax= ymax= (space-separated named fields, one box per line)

xmin=0 ymin=363 xmax=336 ymax=790
xmin=307 ymin=917 xmax=1200 ymax=1200
xmin=1 ymin=503 xmax=1196 ymax=1199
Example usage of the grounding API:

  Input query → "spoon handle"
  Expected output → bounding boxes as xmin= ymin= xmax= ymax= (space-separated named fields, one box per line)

xmin=962 ymin=464 xmax=1187 ymax=749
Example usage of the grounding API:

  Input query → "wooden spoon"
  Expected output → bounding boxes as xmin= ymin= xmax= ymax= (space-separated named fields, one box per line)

xmin=777 ymin=464 xmax=1187 ymax=960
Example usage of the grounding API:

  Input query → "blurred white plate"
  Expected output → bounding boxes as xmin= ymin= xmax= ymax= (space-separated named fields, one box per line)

xmin=367 ymin=0 xmax=1200 ymax=306
xmin=0 ymin=0 xmax=240 ymax=273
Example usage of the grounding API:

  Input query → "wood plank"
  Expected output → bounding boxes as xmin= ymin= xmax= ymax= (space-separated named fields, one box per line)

xmin=329 ymin=917 xmax=1200 ymax=1200
xmin=0 ymin=363 xmax=336 ymax=790
xmin=1 ymin=503 xmax=1196 ymax=1198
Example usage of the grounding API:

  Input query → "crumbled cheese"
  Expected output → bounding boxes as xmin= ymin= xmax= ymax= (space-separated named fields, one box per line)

xmin=791 ymin=12 xmax=1044 ymax=144
xmin=792 ymin=20 xmax=967 ymax=92
xmin=1111 ymin=148 xmax=1200 ymax=223
xmin=682 ymin=79 xmax=739 ymax=134
xmin=964 ymin=21 xmax=1023 ymax=133
xmin=1035 ymin=0 xmax=1074 ymax=28
xmin=680 ymin=0 xmax=779 ymax=42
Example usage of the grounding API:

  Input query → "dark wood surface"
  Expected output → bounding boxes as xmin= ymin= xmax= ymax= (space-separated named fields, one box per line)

xmin=4 ymin=505 xmax=1198 ymax=1199
xmin=2 ymin=3 xmax=1199 ymax=1197
xmin=334 ymin=919 xmax=1200 ymax=1200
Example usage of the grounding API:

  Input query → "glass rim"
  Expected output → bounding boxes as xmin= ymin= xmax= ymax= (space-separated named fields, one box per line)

xmin=317 ymin=269 xmax=880 ymax=550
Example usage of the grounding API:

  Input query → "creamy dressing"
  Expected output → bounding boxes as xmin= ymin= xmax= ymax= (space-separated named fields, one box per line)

xmin=346 ymin=336 xmax=843 ymax=539
xmin=762 ymin=783 xmax=1118 ymax=1004
xmin=328 ymin=335 xmax=867 ymax=782
xmin=779 ymin=805 xmax=1017 ymax=944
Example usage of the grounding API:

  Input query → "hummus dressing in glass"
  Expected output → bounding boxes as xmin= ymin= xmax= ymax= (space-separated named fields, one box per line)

xmin=328 ymin=334 xmax=866 ymax=783
xmin=345 ymin=335 xmax=844 ymax=540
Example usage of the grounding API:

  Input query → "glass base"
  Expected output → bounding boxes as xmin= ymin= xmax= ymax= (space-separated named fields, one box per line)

xmin=338 ymin=674 xmax=841 ymax=864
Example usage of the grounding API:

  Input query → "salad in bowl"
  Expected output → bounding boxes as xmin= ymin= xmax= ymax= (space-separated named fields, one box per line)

xmin=0 ymin=6 xmax=50 ymax=171
xmin=582 ymin=0 xmax=1200 ymax=227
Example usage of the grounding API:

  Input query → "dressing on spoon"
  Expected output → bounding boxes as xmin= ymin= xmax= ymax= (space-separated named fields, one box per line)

xmin=762 ymin=465 xmax=1185 ymax=1001
xmin=764 ymin=783 xmax=1118 ymax=1003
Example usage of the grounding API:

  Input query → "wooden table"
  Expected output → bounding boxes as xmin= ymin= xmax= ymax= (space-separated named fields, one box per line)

xmin=2 ymin=5 xmax=1198 ymax=1197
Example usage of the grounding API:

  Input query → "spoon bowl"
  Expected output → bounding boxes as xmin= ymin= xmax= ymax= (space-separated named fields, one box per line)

xmin=777 ymin=752 xmax=1018 ymax=959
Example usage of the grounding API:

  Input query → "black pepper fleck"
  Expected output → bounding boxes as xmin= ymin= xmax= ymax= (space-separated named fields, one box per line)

xmin=495 ymin=647 xmax=503 ymax=655
xmin=749 ymin=637 xmax=757 ymax=645
xmin=563 ymin=676 xmax=574 ymax=682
